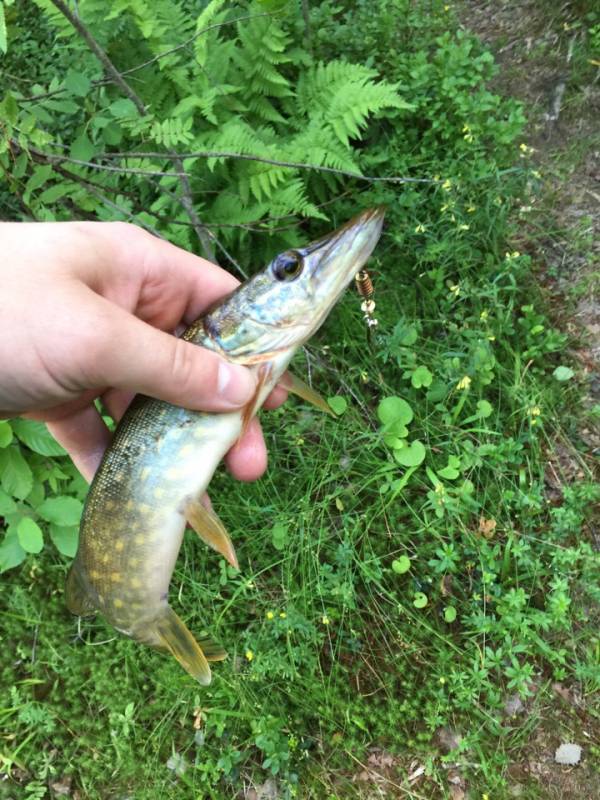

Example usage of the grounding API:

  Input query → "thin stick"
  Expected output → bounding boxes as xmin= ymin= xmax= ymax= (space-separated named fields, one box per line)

xmin=48 ymin=0 xmax=215 ymax=260
xmin=48 ymin=148 xmax=438 ymax=185
xmin=49 ymin=0 xmax=146 ymax=116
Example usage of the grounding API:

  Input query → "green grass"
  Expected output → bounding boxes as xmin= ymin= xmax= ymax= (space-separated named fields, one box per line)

xmin=2 ymin=1 xmax=600 ymax=798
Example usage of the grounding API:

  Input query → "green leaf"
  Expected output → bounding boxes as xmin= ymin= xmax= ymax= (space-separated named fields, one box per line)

xmin=411 ymin=365 xmax=432 ymax=389
xmin=271 ymin=521 xmax=288 ymax=551
xmin=0 ymin=488 xmax=17 ymax=516
xmin=426 ymin=380 xmax=448 ymax=403
xmin=70 ymin=133 xmax=95 ymax=162
xmin=101 ymin=122 xmax=123 ymax=145
xmin=438 ymin=455 xmax=461 ymax=480
xmin=476 ymin=399 xmax=493 ymax=418
xmin=553 ymin=366 xmax=574 ymax=382
xmin=391 ymin=556 xmax=411 ymax=574
xmin=413 ymin=592 xmax=428 ymax=609
xmin=377 ymin=397 xmax=413 ymax=426
xmin=38 ymin=183 xmax=74 ymax=205
xmin=394 ymin=440 xmax=426 ymax=467
xmin=0 ymin=91 xmax=18 ymax=126
xmin=327 ymin=396 xmax=348 ymax=415
xmin=11 ymin=419 xmax=66 ymax=456
xmin=0 ymin=4 xmax=7 ymax=54
xmin=37 ymin=496 xmax=83 ymax=526
xmin=0 ymin=447 xmax=33 ymax=499
xmin=17 ymin=517 xmax=44 ymax=554
xmin=108 ymin=98 xmax=138 ymax=119
xmin=24 ymin=164 xmax=53 ymax=197
xmin=0 ymin=528 xmax=26 ymax=573
xmin=444 ymin=606 xmax=457 ymax=623
xmin=0 ymin=420 xmax=13 ymax=448
xmin=49 ymin=524 xmax=79 ymax=558
xmin=65 ymin=70 xmax=91 ymax=97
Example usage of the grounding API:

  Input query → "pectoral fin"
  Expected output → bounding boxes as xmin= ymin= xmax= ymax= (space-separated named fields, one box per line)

xmin=186 ymin=498 xmax=239 ymax=569
xmin=279 ymin=372 xmax=335 ymax=416
xmin=240 ymin=362 xmax=272 ymax=439
xmin=65 ymin=563 xmax=96 ymax=616
xmin=154 ymin=606 xmax=213 ymax=685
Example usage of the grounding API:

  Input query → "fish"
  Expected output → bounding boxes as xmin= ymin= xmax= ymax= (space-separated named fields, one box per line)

xmin=66 ymin=206 xmax=385 ymax=684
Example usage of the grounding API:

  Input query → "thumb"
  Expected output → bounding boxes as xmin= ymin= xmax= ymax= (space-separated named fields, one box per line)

xmin=86 ymin=300 xmax=255 ymax=412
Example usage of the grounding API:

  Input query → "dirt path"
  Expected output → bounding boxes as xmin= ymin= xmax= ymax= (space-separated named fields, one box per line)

xmin=459 ymin=3 xmax=600 ymax=798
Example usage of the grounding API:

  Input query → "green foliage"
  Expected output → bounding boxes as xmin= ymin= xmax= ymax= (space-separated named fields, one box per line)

xmin=1 ymin=1 xmax=598 ymax=798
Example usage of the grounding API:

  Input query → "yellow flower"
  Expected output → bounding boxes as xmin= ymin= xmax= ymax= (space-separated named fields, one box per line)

xmin=439 ymin=676 xmax=446 ymax=685
xmin=414 ymin=223 xmax=426 ymax=233
xmin=442 ymin=178 xmax=452 ymax=191
xmin=279 ymin=612 xmax=287 ymax=619
xmin=322 ymin=615 xmax=330 ymax=625
xmin=457 ymin=376 xmax=471 ymax=391
xmin=531 ymin=170 xmax=541 ymax=179
xmin=505 ymin=251 xmax=521 ymax=261
xmin=457 ymin=223 xmax=470 ymax=231
xmin=449 ymin=284 xmax=460 ymax=296
xmin=528 ymin=406 xmax=541 ymax=417
xmin=444 ymin=4 xmax=450 ymax=10
xmin=266 ymin=611 xmax=274 ymax=620
xmin=480 ymin=310 xmax=489 ymax=321
xmin=466 ymin=204 xmax=476 ymax=213
xmin=440 ymin=203 xmax=449 ymax=213
xmin=245 ymin=649 xmax=254 ymax=661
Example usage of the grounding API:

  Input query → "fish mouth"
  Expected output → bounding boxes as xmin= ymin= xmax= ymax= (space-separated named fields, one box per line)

xmin=301 ymin=206 xmax=385 ymax=329
xmin=307 ymin=206 xmax=386 ymax=296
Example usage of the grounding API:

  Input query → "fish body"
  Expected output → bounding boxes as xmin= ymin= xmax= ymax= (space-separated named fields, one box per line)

xmin=67 ymin=208 xmax=385 ymax=683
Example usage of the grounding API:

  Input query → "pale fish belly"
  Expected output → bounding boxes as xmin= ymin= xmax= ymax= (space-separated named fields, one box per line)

xmin=79 ymin=350 xmax=293 ymax=631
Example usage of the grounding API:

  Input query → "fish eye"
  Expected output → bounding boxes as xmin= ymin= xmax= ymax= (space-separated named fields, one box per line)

xmin=272 ymin=251 xmax=303 ymax=282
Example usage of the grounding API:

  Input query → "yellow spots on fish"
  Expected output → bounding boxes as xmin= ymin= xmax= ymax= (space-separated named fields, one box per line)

xmin=101 ymin=553 xmax=110 ymax=564
xmin=115 ymin=540 xmax=125 ymax=552
xmin=113 ymin=472 xmax=125 ymax=483
xmin=110 ymin=572 xmax=122 ymax=583
xmin=89 ymin=569 xmax=100 ymax=580
xmin=193 ymin=427 xmax=206 ymax=440
xmin=105 ymin=500 xmax=116 ymax=511
xmin=138 ymin=503 xmax=151 ymax=514
xmin=130 ymin=577 xmax=143 ymax=589
xmin=129 ymin=557 xmax=139 ymax=568
xmin=134 ymin=534 xmax=146 ymax=545
xmin=140 ymin=467 xmax=151 ymax=482
xmin=125 ymin=499 xmax=134 ymax=511
xmin=178 ymin=444 xmax=194 ymax=457
xmin=114 ymin=598 xmax=124 ymax=608
xmin=166 ymin=467 xmax=182 ymax=481
xmin=153 ymin=487 xmax=165 ymax=500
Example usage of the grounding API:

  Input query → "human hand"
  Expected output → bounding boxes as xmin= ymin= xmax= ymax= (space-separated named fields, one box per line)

xmin=0 ymin=221 xmax=286 ymax=482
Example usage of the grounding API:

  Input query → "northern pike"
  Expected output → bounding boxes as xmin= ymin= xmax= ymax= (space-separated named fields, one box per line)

xmin=66 ymin=207 xmax=385 ymax=684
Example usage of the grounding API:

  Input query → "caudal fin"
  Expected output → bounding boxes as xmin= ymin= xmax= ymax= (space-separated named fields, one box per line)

xmin=153 ymin=607 xmax=225 ymax=685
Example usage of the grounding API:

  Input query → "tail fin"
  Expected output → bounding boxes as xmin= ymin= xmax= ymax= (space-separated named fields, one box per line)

xmin=153 ymin=607 xmax=225 ymax=685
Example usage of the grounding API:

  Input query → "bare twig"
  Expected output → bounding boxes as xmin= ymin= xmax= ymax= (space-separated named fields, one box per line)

xmin=48 ymin=0 xmax=215 ymax=259
xmin=49 ymin=0 xmax=146 ymax=116
xmin=120 ymin=11 xmax=281 ymax=77
xmin=66 ymin=149 xmax=438 ymax=185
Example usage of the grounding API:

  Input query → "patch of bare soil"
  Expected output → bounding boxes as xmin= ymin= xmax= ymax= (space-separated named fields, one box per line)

xmin=458 ymin=2 xmax=600 ymax=798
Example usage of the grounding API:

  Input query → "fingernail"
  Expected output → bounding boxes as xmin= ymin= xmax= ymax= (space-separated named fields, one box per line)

xmin=217 ymin=361 xmax=255 ymax=406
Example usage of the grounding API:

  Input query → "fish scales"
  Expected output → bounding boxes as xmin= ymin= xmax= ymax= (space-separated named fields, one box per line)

xmin=67 ymin=207 xmax=385 ymax=683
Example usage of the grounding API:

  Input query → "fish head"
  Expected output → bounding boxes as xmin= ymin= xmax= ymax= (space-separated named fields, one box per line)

xmin=203 ymin=207 xmax=385 ymax=363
